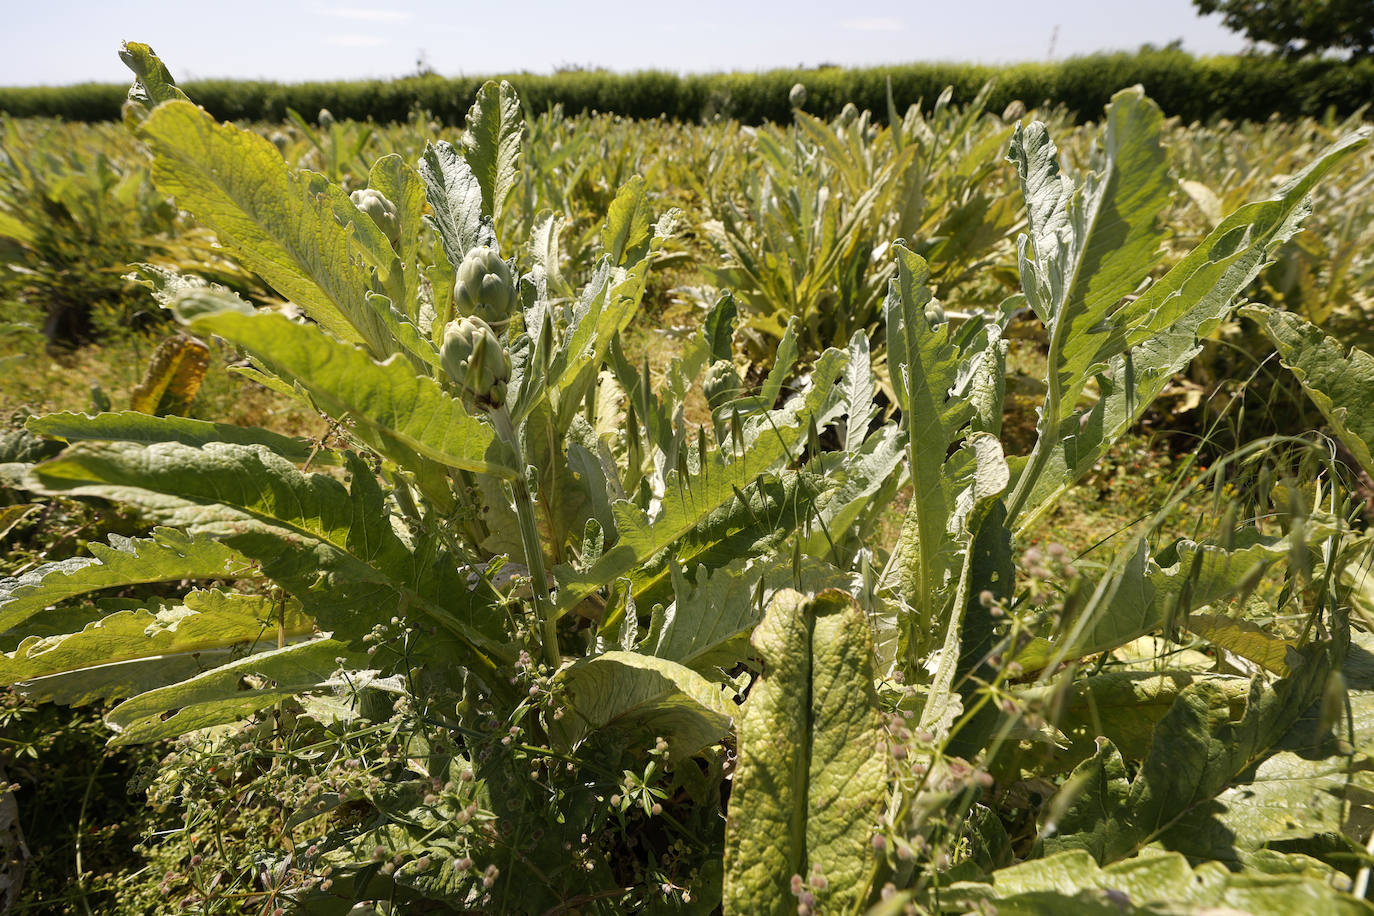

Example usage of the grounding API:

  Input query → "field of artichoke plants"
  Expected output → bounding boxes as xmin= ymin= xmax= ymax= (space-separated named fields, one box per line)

xmin=3 ymin=42 xmax=1374 ymax=914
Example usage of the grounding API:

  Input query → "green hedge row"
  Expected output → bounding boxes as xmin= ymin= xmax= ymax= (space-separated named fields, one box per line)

xmin=3 ymin=49 xmax=1371 ymax=125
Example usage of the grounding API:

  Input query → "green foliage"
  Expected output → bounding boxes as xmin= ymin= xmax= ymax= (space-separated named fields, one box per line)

xmin=3 ymin=42 xmax=1374 ymax=915
xmin=700 ymin=84 xmax=1019 ymax=364
xmin=1195 ymin=0 xmax=1374 ymax=59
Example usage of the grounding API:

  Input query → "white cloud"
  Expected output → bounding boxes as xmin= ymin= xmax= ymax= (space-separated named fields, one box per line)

xmin=841 ymin=17 xmax=904 ymax=32
xmin=322 ymin=7 xmax=413 ymax=23
xmin=325 ymin=34 xmax=389 ymax=47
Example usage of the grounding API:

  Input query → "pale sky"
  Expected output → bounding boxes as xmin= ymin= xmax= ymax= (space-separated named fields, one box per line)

xmin=7 ymin=1 xmax=1248 ymax=86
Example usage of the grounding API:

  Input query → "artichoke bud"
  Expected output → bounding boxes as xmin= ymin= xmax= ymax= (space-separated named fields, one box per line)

xmin=350 ymin=188 xmax=401 ymax=246
xmin=317 ymin=108 xmax=335 ymax=128
xmin=788 ymin=82 xmax=808 ymax=109
xmin=268 ymin=131 xmax=290 ymax=152
xmin=441 ymin=316 xmax=510 ymax=410
xmin=703 ymin=358 xmax=744 ymax=411
xmin=454 ymin=246 xmax=518 ymax=326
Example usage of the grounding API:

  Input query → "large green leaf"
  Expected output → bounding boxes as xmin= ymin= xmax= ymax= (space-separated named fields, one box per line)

xmin=881 ymin=246 xmax=975 ymax=636
xmin=29 ymin=442 xmax=509 ymax=664
xmin=134 ymin=99 xmax=388 ymax=354
xmin=628 ymin=471 xmax=830 ymax=607
xmin=463 ymin=80 xmax=524 ymax=231
xmin=105 ymin=637 xmax=361 ymax=744
xmin=601 ymin=176 xmax=653 ymax=268
xmin=1152 ymin=671 xmax=1374 ymax=867
xmin=1047 ymin=642 xmax=1331 ymax=863
xmin=1158 ymin=748 xmax=1374 ymax=868
xmin=1010 ymin=125 xmax=1370 ymax=532
xmin=0 ymin=528 xmax=249 ymax=635
xmin=551 ymin=651 xmax=732 ymax=763
xmin=1002 ymin=88 xmax=1170 ymax=526
xmin=28 ymin=410 xmax=317 ymax=463
xmin=722 ymin=590 xmax=885 ymax=915
xmin=1021 ymin=670 xmax=1253 ymax=764
xmin=366 ymin=154 xmax=426 ymax=320
xmin=1012 ymin=88 xmax=1170 ymax=429
xmin=172 ymin=292 xmax=508 ymax=478
xmin=649 ymin=556 xmax=849 ymax=675
xmin=1245 ymin=304 xmax=1374 ymax=478
xmin=118 ymin=40 xmax=189 ymax=117
xmin=918 ymin=434 xmax=1012 ymax=740
xmin=956 ymin=848 xmax=1371 ymax=915
xmin=3 ymin=589 xmax=312 ymax=705
xmin=801 ymin=424 xmax=906 ymax=565
xmin=33 ymin=442 xmax=411 ymax=583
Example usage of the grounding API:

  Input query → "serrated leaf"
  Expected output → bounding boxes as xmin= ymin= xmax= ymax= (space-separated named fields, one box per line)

xmin=919 ymin=437 xmax=1012 ymax=739
xmin=555 ymin=350 xmax=845 ymax=615
xmin=33 ymin=442 xmax=410 ymax=582
xmin=134 ymin=100 xmax=388 ymax=353
xmin=883 ymin=245 xmax=976 ymax=635
xmin=802 ymin=424 xmax=906 ymax=564
xmin=462 ymin=80 xmax=523 ymax=228
xmin=1010 ymin=125 xmax=1370 ymax=532
xmin=26 ymin=440 xmax=509 ymax=670
xmin=535 ymin=253 xmax=656 ymax=426
xmin=3 ymin=589 xmax=311 ymax=705
xmin=419 ymin=140 xmax=496 ymax=265
xmin=650 ymin=556 xmax=848 ymax=674
xmin=1012 ymin=87 xmax=1170 ymax=428
xmin=0 ymin=528 xmax=249 ymax=635
xmin=172 ymin=293 xmax=508 ymax=477
xmin=28 ymin=411 xmax=318 ymax=463
xmin=105 ymin=637 xmax=361 ymax=744
xmin=968 ymin=848 xmax=1371 ymax=915
xmin=629 ymin=471 xmax=830 ymax=608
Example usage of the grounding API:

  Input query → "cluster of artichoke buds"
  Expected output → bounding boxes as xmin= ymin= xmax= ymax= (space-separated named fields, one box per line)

xmin=454 ymin=246 xmax=518 ymax=327
xmin=441 ymin=316 xmax=510 ymax=410
xmin=350 ymin=188 xmax=401 ymax=246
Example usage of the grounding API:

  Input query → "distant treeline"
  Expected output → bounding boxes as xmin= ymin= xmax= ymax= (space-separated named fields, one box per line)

xmin=3 ymin=49 xmax=1371 ymax=125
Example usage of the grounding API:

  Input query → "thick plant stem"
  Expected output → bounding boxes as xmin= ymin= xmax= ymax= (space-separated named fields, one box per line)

xmin=490 ymin=405 xmax=561 ymax=669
